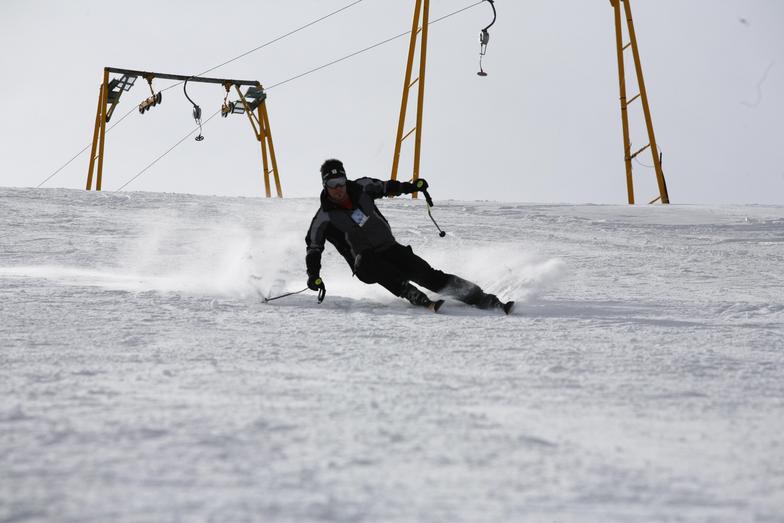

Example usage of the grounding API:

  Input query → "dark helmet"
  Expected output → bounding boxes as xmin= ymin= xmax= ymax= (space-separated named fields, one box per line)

xmin=320 ymin=158 xmax=346 ymax=184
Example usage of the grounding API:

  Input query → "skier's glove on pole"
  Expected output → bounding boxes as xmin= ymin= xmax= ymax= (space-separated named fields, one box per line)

xmin=399 ymin=178 xmax=429 ymax=195
xmin=307 ymin=275 xmax=326 ymax=303
xmin=307 ymin=275 xmax=324 ymax=291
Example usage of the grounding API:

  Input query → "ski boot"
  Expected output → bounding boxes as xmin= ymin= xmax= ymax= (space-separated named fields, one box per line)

xmin=484 ymin=295 xmax=514 ymax=315
xmin=477 ymin=293 xmax=515 ymax=315
xmin=400 ymin=282 xmax=444 ymax=313
xmin=441 ymin=275 xmax=513 ymax=314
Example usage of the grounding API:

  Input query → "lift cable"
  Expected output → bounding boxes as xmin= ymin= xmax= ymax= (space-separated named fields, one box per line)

xmin=116 ymin=0 xmax=483 ymax=191
xmin=95 ymin=0 xmax=485 ymax=192
xmin=158 ymin=0 xmax=367 ymax=94
xmin=114 ymin=1 xmax=484 ymax=191
xmin=116 ymin=109 xmax=222 ymax=191
xmin=36 ymin=0 xmax=366 ymax=188
xmin=35 ymin=105 xmax=138 ymax=188
xmin=267 ymin=0 xmax=484 ymax=90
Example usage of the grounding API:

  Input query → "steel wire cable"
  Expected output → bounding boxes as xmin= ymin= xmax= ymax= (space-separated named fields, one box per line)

xmin=116 ymin=109 xmax=222 ymax=191
xmin=36 ymin=0 xmax=366 ymax=188
xmin=159 ymin=0 xmax=367 ymax=94
xmin=35 ymin=105 xmax=137 ymax=188
xmin=69 ymin=0 xmax=485 ymax=192
xmin=267 ymin=1 xmax=483 ymax=90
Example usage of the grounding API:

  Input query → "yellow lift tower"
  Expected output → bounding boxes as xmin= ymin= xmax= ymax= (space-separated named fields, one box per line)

xmin=86 ymin=67 xmax=282 ymax=197
xmin=392 ymin=0 xmax=670 ymax=204
xmin=611 ymin=0 xmax=669 ymax=204
xmin=390 ymin=0 xmax=430 ymax=198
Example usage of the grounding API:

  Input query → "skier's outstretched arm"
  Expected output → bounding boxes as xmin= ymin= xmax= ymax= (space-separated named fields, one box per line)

xmin=305 ymin=210 xmax=328 ymax=283
xmin=355 ymin=177 xmax=429 ymax=199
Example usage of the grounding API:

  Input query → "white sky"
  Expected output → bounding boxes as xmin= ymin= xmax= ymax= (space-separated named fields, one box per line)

xmin=1 ymin=0 xmax=782 ymax=204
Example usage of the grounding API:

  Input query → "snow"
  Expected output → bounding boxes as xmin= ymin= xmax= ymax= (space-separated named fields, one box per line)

xmin=1 ymin=186 xmax=783 ymax=522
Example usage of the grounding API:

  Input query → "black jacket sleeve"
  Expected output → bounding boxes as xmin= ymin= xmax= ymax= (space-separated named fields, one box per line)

xmin=354 ymin=177 xmax=408 ymax=199
xmin=391 ymin=180 xmax=419 ymax=195
xmin=305 ymin=209 xmax=329 ymax=277
xmin=361 ymin=178 xmax=419 ymax=197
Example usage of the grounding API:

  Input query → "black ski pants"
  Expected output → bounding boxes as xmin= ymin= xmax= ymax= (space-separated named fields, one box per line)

xmin=354 ymin=243 xmax=449 ymax=298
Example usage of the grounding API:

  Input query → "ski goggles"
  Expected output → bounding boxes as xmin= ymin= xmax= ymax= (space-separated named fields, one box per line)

xmin=324 ymin=176 xmax=347 ymax=189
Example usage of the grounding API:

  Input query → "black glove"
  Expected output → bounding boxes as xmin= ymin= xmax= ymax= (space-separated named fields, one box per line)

xmin=413 ymin=178 xmax=429 ymax=192
xmin=307 ymin=275 xmax=325 ymax=292
xmin=400 ymin=178 xmax=429 ymax=194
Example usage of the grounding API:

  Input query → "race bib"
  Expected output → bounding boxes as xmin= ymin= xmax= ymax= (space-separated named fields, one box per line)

xmin=351 ymin=208 xmax=369 ymax=227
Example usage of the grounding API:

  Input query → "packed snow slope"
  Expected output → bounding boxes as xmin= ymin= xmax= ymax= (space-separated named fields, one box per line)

xmin=1 ymin=187 xmax=783 ymax=522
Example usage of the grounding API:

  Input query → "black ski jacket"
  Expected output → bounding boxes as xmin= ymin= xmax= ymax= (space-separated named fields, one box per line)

xmin=305 ymin=177 xmax=408 ymax=277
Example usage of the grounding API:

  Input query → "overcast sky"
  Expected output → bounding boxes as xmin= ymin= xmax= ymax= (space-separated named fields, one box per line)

xmin=1 ymin=0 xmax=782 ymax=204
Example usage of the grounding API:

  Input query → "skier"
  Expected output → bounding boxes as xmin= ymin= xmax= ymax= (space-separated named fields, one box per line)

xmin=305 ymin=158 xmax=514 ymax=313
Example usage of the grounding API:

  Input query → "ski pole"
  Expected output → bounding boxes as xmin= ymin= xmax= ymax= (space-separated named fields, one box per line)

xmin=263 ymin=287 xmax=308 ymax=303
xmin=263 ymin=286 xmax=326 ymax=304
xmin=421 ymin=189 xmax=447 ymax=237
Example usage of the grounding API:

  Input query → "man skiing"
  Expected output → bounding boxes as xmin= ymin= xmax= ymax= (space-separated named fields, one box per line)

xmin=305 ymin=158 xmax=513 ymax=314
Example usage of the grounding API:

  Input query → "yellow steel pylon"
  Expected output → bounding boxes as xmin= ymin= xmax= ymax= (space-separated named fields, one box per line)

xmin=86 ymin=69 xmax=110 ymax=191
xmin=234 ymin=84 xmax=282 ymax=197
xmin=391 ymin=0 xmax=430 ymax=198
xmin=610 ymin=0 xmax=669 ymax=204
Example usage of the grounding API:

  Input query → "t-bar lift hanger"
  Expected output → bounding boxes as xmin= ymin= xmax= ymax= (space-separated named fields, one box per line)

xmin=477 ymin=0 xmax=496 ymax=76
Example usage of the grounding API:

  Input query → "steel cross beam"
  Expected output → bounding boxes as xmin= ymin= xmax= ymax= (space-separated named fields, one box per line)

xmin=106 ymin=67 xmax=260 ymax=87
